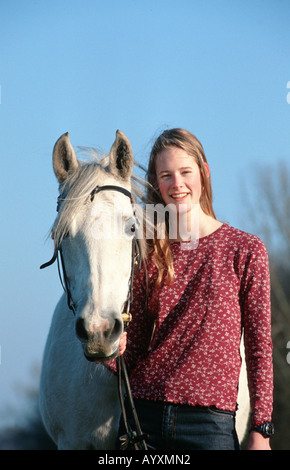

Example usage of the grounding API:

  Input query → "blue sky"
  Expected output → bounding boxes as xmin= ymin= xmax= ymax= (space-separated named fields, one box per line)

xmin=0 ymin=0 xmax=289 ymax=427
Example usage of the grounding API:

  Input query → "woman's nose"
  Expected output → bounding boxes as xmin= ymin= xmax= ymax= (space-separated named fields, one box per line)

xmin=172 ymin=173 xmax=183 ymax=188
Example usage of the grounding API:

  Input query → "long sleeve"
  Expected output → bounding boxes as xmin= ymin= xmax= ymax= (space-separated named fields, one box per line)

xmin=240 ymin=238 xmax=273 ymax=428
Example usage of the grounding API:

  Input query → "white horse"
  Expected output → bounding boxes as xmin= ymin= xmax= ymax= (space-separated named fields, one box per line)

xmin=39 ymin=131 xmax=250 ymax=450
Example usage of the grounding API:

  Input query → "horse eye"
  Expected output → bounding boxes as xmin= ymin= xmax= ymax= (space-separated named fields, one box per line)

xmin=124 ymin=218 xmax=137 ymax=238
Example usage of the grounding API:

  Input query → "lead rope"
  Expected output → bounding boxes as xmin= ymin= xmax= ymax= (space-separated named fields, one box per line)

xmin=117 ymin=238 xmax=148 ymax=451
xmin=117 ymin=354 xmax=148 ymax=450
xmin=117 ymin=341 xmax=148 ymax=450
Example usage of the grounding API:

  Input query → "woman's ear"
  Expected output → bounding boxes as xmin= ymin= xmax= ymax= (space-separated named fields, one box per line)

xmin=204 ymin=162 xmax=210 ymax=178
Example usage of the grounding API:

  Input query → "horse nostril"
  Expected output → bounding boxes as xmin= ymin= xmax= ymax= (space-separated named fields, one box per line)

xmin=111 ymin=317 xmax=123 ymax=341
xmin=102 ymin=317 xmax=123 ymax=341
xmin=75 ymin=317 xmax=89 ymax=341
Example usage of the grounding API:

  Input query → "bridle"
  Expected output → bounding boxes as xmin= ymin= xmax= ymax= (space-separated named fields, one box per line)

xmin=40 ymin=183 xmax=147 ymax=450
xmin=41 ymin=185 xmax=141 ymax=317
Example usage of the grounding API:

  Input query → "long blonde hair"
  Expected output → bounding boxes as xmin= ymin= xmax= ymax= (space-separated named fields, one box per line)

xmin=146 ymin=128 xmax=216 ymax=286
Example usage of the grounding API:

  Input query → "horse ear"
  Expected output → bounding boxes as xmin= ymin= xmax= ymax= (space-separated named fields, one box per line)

xmin=53 ymin=132 xmax=79 ymax=183
xmin=109 ymin=130 xmax=134 ymax=180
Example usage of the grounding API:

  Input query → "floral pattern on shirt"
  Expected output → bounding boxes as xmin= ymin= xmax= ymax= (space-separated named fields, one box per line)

xmin=108 ymin=224 xmax=273 ymax=428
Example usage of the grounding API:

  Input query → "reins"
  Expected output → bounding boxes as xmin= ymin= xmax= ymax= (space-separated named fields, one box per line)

xmin=40 ymin=183 xmax=147 ymax=450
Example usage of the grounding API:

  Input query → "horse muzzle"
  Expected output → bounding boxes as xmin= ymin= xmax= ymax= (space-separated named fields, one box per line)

xmin=75 ymin=315 xmax=123 ymax=361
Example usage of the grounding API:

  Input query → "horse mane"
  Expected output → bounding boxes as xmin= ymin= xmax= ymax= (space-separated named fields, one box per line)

xmin=51 ymin=149 xmax=149 ymax=261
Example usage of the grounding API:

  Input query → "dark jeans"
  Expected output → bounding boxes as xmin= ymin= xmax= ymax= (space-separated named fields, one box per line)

xmin=117 ymin=398 xmax=240 ymax=450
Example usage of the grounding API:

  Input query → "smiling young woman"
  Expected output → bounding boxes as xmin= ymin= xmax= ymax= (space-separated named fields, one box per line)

xmin=114 ymin=128 xmax=273 ymax=450
xmin=146 ymin=128 xmax=222 ymax=285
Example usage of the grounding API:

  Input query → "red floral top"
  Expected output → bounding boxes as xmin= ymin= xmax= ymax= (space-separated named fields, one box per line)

xmin=108 ymin=223 xmax=273 ymax=429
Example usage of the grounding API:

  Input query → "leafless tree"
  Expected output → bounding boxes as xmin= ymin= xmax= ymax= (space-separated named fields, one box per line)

xmin=242 ymin=161 xmax=290 ymax=450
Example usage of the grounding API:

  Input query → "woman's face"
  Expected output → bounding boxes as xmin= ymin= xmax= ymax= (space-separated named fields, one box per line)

xmin=155 ymin=146 xmax=207 ymax=211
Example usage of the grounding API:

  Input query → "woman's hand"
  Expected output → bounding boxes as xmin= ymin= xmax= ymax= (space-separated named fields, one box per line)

xmin=246 ymin=431 xmax=271 ymax=450
xmin=118 ymin=331 xmax=127 ymax=356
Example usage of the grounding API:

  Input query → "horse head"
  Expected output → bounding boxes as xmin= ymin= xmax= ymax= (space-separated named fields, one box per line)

xmin=48 ymin=131 xmax=138 ymax=361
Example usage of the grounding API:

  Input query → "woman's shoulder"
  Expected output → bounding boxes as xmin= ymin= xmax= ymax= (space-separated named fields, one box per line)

xmin=221 ymin=223 xmax=268 ymax=255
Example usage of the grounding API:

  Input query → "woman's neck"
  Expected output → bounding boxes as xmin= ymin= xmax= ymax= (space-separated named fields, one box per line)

xmin=198 ymin=211 xmax=223 ymax=239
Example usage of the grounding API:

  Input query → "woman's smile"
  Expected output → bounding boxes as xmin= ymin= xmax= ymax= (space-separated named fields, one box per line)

xmin=170 ymin=192 xmax=190 ymax=200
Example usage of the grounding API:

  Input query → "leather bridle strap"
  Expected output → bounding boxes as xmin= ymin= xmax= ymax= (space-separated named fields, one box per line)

xmin=40 ymin=184 xmax=134 ymax=313
xmin=117 ymin=355 xmax=148 ymax=450
xmin=90 ymin=184 xmax=132 ymax=202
